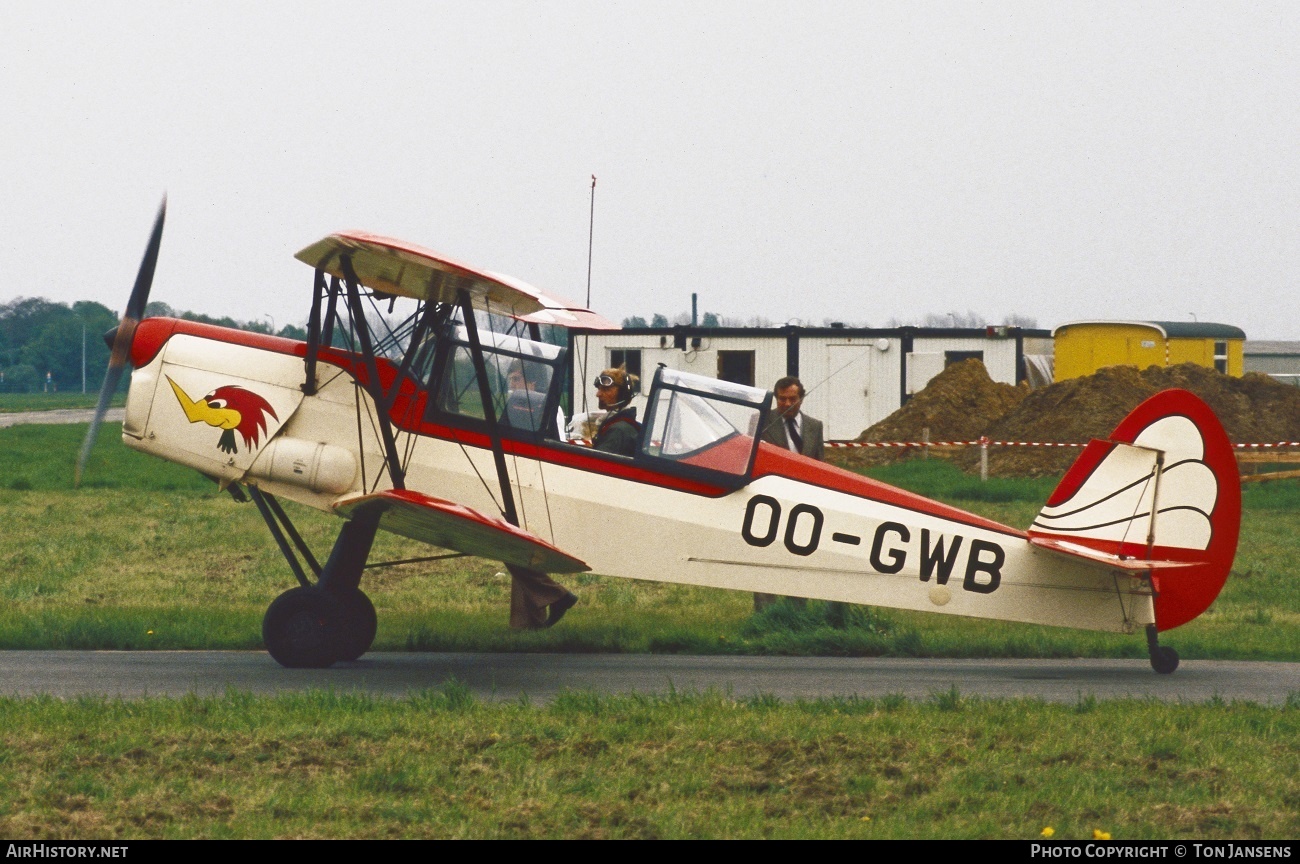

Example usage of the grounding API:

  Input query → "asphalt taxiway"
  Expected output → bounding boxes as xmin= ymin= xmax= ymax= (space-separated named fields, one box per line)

xmin=1 ymin=652 xmax=1295 ymax=704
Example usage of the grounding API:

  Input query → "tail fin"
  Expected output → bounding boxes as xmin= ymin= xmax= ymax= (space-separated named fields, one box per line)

xmin=1029 ymin=389 xmax=1240 ymax=631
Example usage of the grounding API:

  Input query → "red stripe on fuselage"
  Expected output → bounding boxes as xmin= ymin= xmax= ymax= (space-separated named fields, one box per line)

xmin=131 ymin=318 xmax=311 ymax=368
xmin=751 ymin=443 xmax=1024 ymax=538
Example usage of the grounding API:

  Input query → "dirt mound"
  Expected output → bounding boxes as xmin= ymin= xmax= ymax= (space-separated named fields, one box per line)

xmin=832 ymin=359 xmax=1026 ymax=469
xmin=958 ymin=365 xmax=1159 ymax=476
xmin=826 ymin=361 xmax=1300 ymax=477
xmin=966 ymin=364 xmax=1300 ymax=477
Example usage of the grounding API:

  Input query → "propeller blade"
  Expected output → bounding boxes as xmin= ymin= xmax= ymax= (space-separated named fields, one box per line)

xmin=75 ymin=198 xmax=167 ymax=486
xmin=75 ymin=361 xmax=128 ymax=487
xmin=126 ymin=198 xmax=166 ymax=321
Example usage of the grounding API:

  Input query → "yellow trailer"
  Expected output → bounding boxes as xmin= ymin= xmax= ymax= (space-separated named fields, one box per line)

xmin=1053 ymin=320 xmax=1245 ymax=382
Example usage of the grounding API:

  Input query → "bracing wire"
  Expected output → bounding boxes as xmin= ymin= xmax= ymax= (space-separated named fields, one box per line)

xmin=510 ymin=448 xmax=527 ymax=528
xmin=454 ymin=436 xmax=504 ymax=517
xmin=537 ymin=458 xmax=557 ymax=545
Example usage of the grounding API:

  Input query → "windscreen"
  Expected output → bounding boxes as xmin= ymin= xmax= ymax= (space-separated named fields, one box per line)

xmin=647 ymin=389 xmax=740 ymax=457
xmin=642 ymin=368 xmax=768 ymax=479
xmin=430 ymin=325 xmax=564 ymax=434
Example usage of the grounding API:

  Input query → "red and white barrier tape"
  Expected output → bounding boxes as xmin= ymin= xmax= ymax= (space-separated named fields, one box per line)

xmin=826 ymin=438 xmax=1081 ymax=449
xmin=827 ymin=439 xmax=1300 ymax=450
xmin=825 ymin=441 xmax=974 ymax=449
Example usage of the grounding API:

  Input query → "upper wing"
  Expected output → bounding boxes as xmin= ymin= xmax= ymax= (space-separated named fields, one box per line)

xmin=294 ymin=231 xmax=619 ymax=330
xmin=333 ymin=489 xmax=590 ymax=574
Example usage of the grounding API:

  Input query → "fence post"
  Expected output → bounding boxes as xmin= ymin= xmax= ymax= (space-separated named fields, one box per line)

xmin=922 ymin=427 xmax=930 ymax=460
xmin=979 ymin=436 xmax=989 ymax=482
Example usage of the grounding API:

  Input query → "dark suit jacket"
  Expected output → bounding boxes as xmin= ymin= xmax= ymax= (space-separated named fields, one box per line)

xmin=760 ymin=411 xmax=824 ymax=460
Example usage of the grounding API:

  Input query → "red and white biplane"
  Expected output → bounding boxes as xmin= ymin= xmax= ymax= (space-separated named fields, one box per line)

xmin=81 ymin=203 xmax=1240 ymax=673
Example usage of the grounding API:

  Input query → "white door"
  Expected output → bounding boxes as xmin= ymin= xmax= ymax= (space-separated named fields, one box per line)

xmin=824 ymin=344 xmax=872 ymax=440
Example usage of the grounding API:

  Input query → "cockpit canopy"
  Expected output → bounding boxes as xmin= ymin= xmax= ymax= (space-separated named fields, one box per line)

xmin=426 ymin=323 xmax=566 ymax=437
xmin=641 ymin=367 xmax=771 ymax=485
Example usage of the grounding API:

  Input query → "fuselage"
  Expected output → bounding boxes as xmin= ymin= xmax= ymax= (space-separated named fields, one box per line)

xmin=123 ymin=318 xmax=1155 ymax=634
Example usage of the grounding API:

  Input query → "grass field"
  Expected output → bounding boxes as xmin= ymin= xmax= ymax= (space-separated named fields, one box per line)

xmin=1 ymin=423 xmax=1297 ymax=661
xmin=0 ymin=688 xmax=1296 ymax=839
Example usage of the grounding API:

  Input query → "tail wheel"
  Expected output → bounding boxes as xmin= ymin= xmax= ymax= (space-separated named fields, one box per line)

xmin=1145 ymin=624 xmax=1180 ymax=675
xmin=263 ymin=587 xmax=342 ymax=668
xmin=334 ymin=589 xmax=378 ymax=663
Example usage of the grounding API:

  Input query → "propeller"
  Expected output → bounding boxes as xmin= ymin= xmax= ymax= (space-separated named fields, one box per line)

xmin=75 ymin=197 xmax=167 ymax=486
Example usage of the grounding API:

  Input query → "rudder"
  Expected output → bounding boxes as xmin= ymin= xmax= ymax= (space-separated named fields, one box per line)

xmin=1029 ymin=389 xmax=1240 ymax=631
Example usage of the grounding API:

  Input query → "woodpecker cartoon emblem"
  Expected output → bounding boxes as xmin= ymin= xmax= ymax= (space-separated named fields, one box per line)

xmin=167 ymin=377 xmax=279 ymax=454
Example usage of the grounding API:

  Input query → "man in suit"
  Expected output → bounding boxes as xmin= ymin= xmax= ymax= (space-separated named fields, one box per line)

xmin=759 ymin=376 xmax=824 ymax=459
xmin=755 ymin=376 xmax=824 ymax=611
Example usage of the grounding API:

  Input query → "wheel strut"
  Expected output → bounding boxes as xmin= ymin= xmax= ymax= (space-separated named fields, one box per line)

xmin=259 ymin=505 xmax=384 ymax=668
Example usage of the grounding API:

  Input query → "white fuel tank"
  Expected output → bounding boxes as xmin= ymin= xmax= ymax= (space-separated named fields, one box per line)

xmin=247 ymin=437 xmax=357 ymax=494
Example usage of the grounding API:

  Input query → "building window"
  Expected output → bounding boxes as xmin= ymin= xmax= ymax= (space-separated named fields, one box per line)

xmin=944 ymin=350 xmax=984 ymax=367
xmin=610 ymin=349 xmax=642 ymax=392
xmin=1214 ymin=341 xmax=1227 ymax=374
xmin=717 ymin=350 xmax=756 ymax=387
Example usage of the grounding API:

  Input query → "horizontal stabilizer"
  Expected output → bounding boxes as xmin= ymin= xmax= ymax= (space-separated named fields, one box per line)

xmin=334 ymin=490 xmax=590 ymax=574
xmin=1028 ymin=536 xmax=1197 ymax=573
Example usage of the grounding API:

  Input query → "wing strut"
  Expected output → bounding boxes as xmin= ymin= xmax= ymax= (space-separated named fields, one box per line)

xmin=248 ymin=486 xmax=320 ymax=589
xmin=340 ymin=255 xmax=406 ymax=490
xmin=458 ymin=288 xmax=519 ymax=526
xmin=302 ymin=268 xmax=326 ymax=395
xmin=455 ymin=297 xmax=568 ymax=602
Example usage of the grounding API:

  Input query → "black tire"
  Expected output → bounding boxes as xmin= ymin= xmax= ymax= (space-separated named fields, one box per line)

xmin=1150 ymin=645 xmax=1180 ymax=675
xmin=334 ymin=589 xmax=378 ymax=663
xmin=262 ymin=587 xmax=342 ymax=668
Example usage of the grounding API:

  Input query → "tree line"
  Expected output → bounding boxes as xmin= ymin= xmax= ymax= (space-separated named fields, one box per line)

xmin=621 ymin=310 xmax=1038 ymax=329
xmin=0 ymin=297 xmax=306 ymax=393
xmin=621 ymin=312 xmax=780 ymax=328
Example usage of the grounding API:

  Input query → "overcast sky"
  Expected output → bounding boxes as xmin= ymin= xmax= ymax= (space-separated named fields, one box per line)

xmin=3 ymin=1 xmax=1298 ymax=337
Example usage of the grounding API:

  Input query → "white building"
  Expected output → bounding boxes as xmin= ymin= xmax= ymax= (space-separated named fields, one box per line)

xmin=1244 ymin=341 xmax=1300 ymax=386
xmin=567 ymin=325 xmax=1051 ymax=441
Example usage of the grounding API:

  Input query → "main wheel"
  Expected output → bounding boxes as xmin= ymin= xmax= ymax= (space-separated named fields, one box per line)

xmin=334 ymin=589 xmax=377 ymax=663
xmin=262 ymin=587 xmax=343 ymax=668
xmin=1150 ymin=645 xmax=1180 ymax=675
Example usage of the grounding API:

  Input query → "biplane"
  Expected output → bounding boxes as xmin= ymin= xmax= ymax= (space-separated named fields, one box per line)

xmin=80 ymin=202 xmax=1240 ymax=673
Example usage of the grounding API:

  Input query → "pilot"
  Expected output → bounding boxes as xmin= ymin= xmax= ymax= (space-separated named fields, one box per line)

xmin=591 ymin=366 xmax=641 ymax=456
xmin=503 ymin=361 xmax=549 ymax=432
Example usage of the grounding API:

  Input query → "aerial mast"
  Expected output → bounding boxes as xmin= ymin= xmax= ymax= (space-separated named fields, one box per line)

xmin=580 ymin=175 xmax=596 ymax=414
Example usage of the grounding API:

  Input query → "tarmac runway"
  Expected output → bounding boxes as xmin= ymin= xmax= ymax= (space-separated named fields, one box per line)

xmin=0 ymin=651 xmax=1295 ymax=704
xmin=0 ymin=408 xmax=122 ymax=427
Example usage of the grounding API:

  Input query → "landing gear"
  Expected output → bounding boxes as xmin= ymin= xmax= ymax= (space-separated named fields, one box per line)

xmin=335 ymin=589 xmax=378 ymax=663
xmin=261 ymin=586 xmax=377 ymax=668
xmin=253 ymin=498 xmax=384 ymax=668
xmin=1146 ymin=624 xmax=1180 ymax=675
xmin=263 ymin=587 xmax=343 ymax=668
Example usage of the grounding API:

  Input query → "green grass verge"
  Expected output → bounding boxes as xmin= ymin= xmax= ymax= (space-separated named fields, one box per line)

xmin=2 ymin=424 xmax=1298 ymax=658
xmin=0 ymin=688 xmax=1296 ymax=839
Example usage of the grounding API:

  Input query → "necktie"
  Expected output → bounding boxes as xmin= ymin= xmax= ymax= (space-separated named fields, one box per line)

xmin=786 ymin=417 xmax=803 ymax=453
